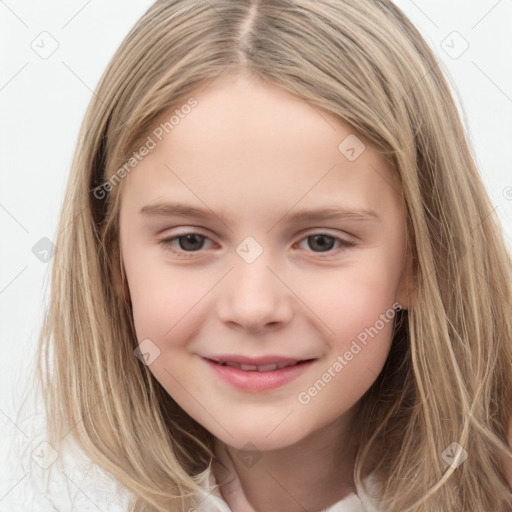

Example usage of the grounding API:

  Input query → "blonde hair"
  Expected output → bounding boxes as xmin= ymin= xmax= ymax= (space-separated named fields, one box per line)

xmin=30 ymin=0 xmax=512 ymax=510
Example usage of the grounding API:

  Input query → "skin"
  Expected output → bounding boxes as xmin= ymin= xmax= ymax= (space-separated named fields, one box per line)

xmin=117 ymin=72 xmax=416 ymax=512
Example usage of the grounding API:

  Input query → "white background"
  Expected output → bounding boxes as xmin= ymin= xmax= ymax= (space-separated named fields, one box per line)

xmin=1 ymin=0 xmax=511 ymax=505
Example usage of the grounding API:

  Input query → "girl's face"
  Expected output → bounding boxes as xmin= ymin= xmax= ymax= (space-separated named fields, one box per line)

xmin=118 ymin=73 xmax=413 ymax=451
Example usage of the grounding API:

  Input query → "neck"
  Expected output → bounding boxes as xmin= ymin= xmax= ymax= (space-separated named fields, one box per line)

xmin=212 ymin=412 xmax=358 ymax=512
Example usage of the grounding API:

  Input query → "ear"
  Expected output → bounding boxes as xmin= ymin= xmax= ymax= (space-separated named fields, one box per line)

xmin=395 ymin=241 xmax=417 ymax=310
xmin=112 ymin=242 xmax=131 ymax=302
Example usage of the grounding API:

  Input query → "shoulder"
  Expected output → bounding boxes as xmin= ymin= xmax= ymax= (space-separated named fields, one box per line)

xmin=503 ymin=415 xmax=512 ymax=487
xmin=354 ymin=472 xmax=385 ymax=512
xmin=6 ymin=413 xmax=135 ymax=511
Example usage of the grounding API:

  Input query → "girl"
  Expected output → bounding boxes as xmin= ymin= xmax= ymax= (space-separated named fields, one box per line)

xmin=10 ymin=0 xmax=512 ymax=511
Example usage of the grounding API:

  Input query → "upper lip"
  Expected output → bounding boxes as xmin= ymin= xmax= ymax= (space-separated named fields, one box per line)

xmin=203 ymin=354 xmax=312 ymax=365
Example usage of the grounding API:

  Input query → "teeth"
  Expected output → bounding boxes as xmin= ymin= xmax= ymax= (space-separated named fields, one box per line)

xmin=257 ymin=363 xmax=279 ymax=371
xmin=240 ymin=364 xmax=259 ymax=371
xmin=216 ymin=360 xmax=298 ymax=371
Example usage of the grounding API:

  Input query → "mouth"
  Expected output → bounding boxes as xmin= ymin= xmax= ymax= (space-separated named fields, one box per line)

xmin=203 ymin=356 xmax=316 ymax=391
xmin=205 ymin=358 xmax=314 ymax=372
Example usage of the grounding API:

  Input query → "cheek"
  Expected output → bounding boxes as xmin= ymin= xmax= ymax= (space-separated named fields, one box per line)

xmin=126 ymin=263 xmax=209 ymax=398
xmin=298 ymin=254 xmax=401 ymax=378
xmin=302 ymin=255 xmax=401 ymax=335
xmin=123 ymin=246 xmax=209 ymax=345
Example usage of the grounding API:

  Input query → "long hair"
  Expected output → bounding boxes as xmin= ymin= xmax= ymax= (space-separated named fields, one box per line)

xmin=31 ymin=0 xmax=512 ymax=510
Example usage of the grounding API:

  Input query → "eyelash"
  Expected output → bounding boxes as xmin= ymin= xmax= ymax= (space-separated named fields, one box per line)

xmin=158 ymin=231 xmax=356 ymax=259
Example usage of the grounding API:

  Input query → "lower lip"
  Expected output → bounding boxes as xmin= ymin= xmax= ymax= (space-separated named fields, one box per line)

xmin=203 ymin=358 xmax=315 ymax=392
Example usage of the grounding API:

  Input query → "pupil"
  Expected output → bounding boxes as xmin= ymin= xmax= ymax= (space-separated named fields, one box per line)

xmin=310 ymin=235 xmax=334 ymax=252
xmin=179 ymin=234 xmax=204 ymax=251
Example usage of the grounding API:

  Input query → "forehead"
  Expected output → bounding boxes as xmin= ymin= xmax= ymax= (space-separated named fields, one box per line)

xmin=146 ymin=74 xmax=371 ymax=163
xmin=119 ymin=74 xmax=400 ymax=221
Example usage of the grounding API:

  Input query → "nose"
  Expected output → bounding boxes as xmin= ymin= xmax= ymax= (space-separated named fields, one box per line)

xmin=217 ymin=254 xmax=294 ymax=333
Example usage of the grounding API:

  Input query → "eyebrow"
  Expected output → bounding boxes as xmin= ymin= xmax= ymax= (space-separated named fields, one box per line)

xmin=139 ymin=201 xmax=381 ymax=224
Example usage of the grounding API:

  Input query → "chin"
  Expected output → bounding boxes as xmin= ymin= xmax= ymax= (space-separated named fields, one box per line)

xmin=213 ymin=423 xmax=312 ymax=453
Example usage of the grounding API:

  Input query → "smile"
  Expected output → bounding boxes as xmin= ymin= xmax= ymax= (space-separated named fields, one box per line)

xmin=202 ymin=357 xmax=316 ymax=392
xmin=207 ymin=359 xmax=301 ymax=371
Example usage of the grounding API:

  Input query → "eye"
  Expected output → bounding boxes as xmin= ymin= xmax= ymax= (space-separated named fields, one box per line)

xmin=158 ymin=232 xmax=213 ymax=259
xmin=158 ymin=231 xmax=355 ymax=258
xmin=296 ymin=233 xmax=356 ymax=256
